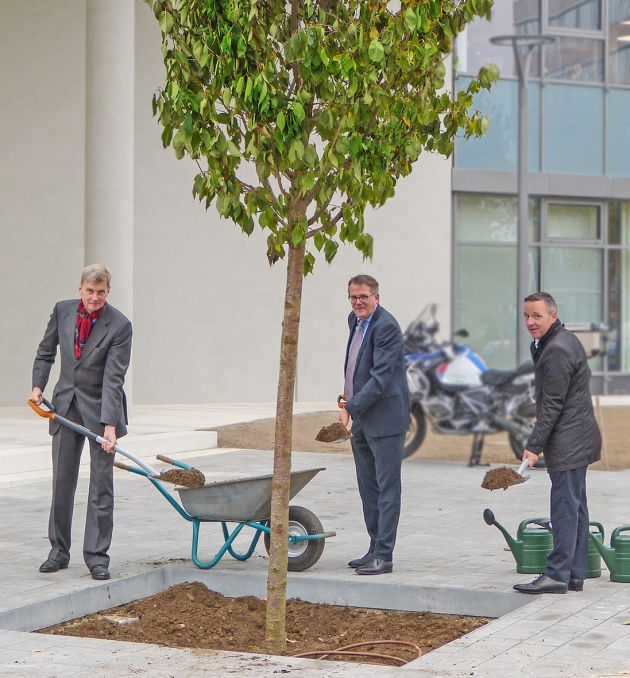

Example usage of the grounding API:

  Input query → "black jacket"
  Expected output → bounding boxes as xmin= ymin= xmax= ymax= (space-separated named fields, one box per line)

xmin=526 ymin=320 xmax=601 ymax=472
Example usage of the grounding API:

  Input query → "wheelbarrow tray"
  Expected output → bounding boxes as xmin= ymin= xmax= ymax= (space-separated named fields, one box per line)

xmin=176 ymin=467 xmax=325 ymax=521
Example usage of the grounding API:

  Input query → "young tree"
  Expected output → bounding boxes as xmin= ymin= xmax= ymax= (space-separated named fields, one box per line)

xmin=147 ymin=0 xmax=496 ymax=652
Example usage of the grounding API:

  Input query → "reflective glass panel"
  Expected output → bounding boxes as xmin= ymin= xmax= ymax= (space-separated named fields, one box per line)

xmin=455 ymin=78 xmax=540 ymax=172
xmin=455 ymin=244 xmax=539 ymax=369
xmin=455 ymin=0 xmax=540 ymax=76
xmin=608 ymin=201 xmax=630 ymax=245
xmin=608 ymin=89 xmax=630 ymax=177
xmin=608 ymin=249 xmax=630 ymax=371
xmin=547 ymin=203 xmax=600 ymax=240
xmin=543 ymin=37 xmax=604 ymax=81
xmin=456 ymin=194 xmax=540 ymax=243
xmin=543 ymin=84 xmax=604 ymax=175
xmin=542 ymin=248 xmax=603 ymax=323
xmin=609 ymin=1 xmax=630 ymax=84
xmin=548 ymin=0 xmax=602 ymax=31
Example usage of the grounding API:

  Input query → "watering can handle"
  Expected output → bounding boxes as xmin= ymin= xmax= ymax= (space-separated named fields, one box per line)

xmin=611 ymin=525 xmax=630 ymax=540
xmin=518 ymin=517 xmax=552 ymax=534
xmin=589 ymin=521 xmax=605 ymax=538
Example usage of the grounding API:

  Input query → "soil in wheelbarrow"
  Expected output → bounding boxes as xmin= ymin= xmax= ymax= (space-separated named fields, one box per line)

xmin=39 ymin=581 xmax=491 ymax=666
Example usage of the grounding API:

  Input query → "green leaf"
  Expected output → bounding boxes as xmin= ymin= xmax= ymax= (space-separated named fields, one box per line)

xmin=276 ymin=111 xmax=286 ymax=131
xmin=159 ymin=11 xmax=174 ymax=34
xmin=292 ymin=101 xmax=306 ymax=124
xmin=222 ymin=88 xmax=232 ymax=108
xmin=314 ymin=232 xmax=325 ymax=251
xmin=368 ymin=39 xmax=385 ymax=63
xmin=227 ymin=140 xmax=240 ymax=157
xmin=404 ymin=9 xmax=417 ymax=32
xmin=291 ymin=225 xmax=305 ymax=247
xmin=319 ymin=47 xmax=330 ymax=67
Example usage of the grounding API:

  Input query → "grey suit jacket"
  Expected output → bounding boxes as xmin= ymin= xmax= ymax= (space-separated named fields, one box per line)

xmin=32 ymin=300 xmax=132 ymax=437
xmin=344 ymin=305 xmax=410 ymax=438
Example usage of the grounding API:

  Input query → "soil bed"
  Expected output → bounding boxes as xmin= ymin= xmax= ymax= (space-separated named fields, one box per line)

xmin=40 ymin=582 xmax=491 ymax=666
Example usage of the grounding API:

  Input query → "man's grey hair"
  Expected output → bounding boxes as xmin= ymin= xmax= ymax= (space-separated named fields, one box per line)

xmin=80 ymin=264 xmax=111 ymax=289
xmin=524 ymin=291 xmax=557 ymax=313
xmin=348 ymin=274 xmax=379 ymax=293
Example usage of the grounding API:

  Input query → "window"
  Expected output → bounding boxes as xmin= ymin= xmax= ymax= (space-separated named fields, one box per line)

xmin=547 ymin=0 xmax=602 ymax=32
xmin=547 ymin=203 xmax=600 ymax=240
xmin=609 ymin=1 xmax=630 ymax=85
xmin=543 ymin=36 xmax=604 ymax=81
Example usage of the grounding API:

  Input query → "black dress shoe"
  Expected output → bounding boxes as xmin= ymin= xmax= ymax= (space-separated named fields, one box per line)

xmin=91 ymin=565 xmax=111 ymax=581
xmin=568 ymin=578 xmax=584 ymax=592
xmin=355 ymin=558 xmax=393 ymax=575
xmin=513 ymin=574 xmax=567 ymax=594
xmin=348 ymin=553 xmax=374 ymax=568
xmin=39 ymin=558 xmax=68 ymax=573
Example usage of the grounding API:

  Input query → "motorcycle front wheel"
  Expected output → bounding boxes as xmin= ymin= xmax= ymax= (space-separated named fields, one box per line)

xmin=403 ymin=402 xmax=427 ymax=459
xmin=508 ymin=432 xmax=546 ymax=468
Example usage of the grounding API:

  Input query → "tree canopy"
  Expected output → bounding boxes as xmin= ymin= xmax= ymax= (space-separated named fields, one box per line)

xmin=150 ymin=0 xmax=496 ymax=272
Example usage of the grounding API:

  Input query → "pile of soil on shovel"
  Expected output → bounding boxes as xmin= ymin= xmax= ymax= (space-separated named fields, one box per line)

xmin=481 ymin=466 xmax=524 ymax=491
xmin=39 ymin=582 xmax=491 ymax=666
xmin=156 ymin=468 xmax=205 ymax=488
xmin=315 ymin=421 xmax=351 ymax=443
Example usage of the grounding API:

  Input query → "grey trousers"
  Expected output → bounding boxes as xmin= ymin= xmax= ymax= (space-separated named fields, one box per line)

xmin=545 ymin=466 xmax=589 ymax=583
xmin=350 ymin=426 xmax=404 ymax=561
xmin=47 ymin=399 xmax=114 ymax=570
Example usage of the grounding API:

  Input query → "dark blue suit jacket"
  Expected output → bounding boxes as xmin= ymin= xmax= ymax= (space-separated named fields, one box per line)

xmin=344 ymin=305 xmax=410 ymax=438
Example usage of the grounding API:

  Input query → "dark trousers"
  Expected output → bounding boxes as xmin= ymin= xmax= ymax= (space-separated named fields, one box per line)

xmin=351 ymin=427 xmax=404 ymax=561
xmin=545 ymin=466 xmax=589 ymax=583
xmin=48 ymin=399 xmax=115 ymax=570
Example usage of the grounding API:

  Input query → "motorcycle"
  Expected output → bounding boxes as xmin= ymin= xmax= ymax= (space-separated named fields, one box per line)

xmin=403 ymin=304 xmax=539 ymax=466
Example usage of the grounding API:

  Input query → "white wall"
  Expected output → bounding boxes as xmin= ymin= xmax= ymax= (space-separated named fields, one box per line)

xmin=0 ymin=1 xmax=86 ymax=406
xmin=0 ymin=1 xmax=452 ymax=406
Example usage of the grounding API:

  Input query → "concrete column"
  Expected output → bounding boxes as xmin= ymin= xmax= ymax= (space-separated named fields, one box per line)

xmin=85 ymin=0 xmax=134 ymax=319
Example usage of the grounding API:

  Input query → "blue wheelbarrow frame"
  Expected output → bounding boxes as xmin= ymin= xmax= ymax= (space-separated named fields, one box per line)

xmin=114 ymin=458 xmax=335 ymax=571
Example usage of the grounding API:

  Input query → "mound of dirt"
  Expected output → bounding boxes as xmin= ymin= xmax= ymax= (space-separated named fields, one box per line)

xmin=481 ymin=466 xmax=525 ymax=491
xmin=40 ymin=582 xmax=491 ymax=666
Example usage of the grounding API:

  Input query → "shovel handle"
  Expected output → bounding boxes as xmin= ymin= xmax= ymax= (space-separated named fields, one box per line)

xmin=517 ymin=459 xmax=529 ymax=476
xmin=156 ymin=454 xmax=194 ymax=471
xmin=27 ymin=398 xmax=56 ymax=420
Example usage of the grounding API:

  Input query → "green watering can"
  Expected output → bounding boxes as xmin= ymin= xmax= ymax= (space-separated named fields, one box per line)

xmin=589 ymin=525 xmax=630 ymax=583
xmin=483 ymin=508 xmax=552 ymax=574
xmin=484 ymin=509 xmax=603 ymax=578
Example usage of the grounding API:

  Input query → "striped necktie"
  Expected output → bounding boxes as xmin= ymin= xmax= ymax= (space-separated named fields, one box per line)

xmin=344 ymin=319 xmax=364 ymax=400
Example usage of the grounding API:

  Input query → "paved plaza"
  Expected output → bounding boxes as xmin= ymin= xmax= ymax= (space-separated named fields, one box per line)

xmin=0 ymin=404 xmax=629 ymax=677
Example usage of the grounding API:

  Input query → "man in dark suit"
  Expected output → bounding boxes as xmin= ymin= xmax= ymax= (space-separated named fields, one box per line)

xmin=514 ymin=291 xmax=601 ymax=594
xmin=337 ymin=274 xmax=409 ymax=575
xmin=30 ymin=264 xmax=132 ymax=581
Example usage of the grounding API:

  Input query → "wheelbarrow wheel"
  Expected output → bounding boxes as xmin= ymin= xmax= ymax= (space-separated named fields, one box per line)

xmin=263 ymin=505 xmax=325 ymax=572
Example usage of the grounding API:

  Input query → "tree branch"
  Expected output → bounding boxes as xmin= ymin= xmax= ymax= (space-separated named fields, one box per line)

xmin=306 ymin=206 xmax=343 ymax=237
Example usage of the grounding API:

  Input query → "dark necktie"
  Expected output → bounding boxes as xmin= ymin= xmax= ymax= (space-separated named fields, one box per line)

xmin=344 ymin=319 xmax=364 ymax=400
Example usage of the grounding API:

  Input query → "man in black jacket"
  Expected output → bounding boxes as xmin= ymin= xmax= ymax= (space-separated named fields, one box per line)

xmin=514 ymin=292 xmax=601 ymax=594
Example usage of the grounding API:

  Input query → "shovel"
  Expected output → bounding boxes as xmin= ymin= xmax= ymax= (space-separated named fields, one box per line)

xmin=28 ymin=398 xmax=205 ymax=488
xmin=481 ymin=459 xmax=531 ymax=491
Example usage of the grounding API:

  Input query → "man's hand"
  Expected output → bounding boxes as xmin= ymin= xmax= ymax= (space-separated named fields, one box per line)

xmin=522 ymin=449 xmax=539 ymax=468
xmin=336 ymin=407 xmax=350 ymax=428
xmin=102 ymin=425 xmax=117 ymax=454
xmin=30 ymin=387 xmax=43 ymax=406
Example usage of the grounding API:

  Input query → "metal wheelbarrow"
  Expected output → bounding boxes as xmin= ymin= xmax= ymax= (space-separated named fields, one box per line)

xmin=115 ymin=456 xmax=335 ymax=571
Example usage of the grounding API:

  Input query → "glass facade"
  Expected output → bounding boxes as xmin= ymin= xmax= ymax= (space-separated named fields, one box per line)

xmin=453 ymin=2 xmax=630 ymax=390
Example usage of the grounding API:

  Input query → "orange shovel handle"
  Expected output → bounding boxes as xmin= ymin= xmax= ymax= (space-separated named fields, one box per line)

xmin=27 ymin=398 xmax=56 ymax=420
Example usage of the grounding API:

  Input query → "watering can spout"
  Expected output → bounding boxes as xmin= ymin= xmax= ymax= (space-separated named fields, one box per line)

xmin=589 ymin=531 xmax=615 ymax=571
xmin=483 ymin=508 xmax=522 ymax=565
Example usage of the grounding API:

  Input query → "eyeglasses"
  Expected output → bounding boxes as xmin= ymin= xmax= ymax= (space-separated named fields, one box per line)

xmin=348 ymin=293 xmax=377 ymax=304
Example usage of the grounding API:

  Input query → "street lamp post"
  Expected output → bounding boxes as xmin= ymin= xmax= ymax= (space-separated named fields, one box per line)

xmin=489 ymin=34 xmax=555 ymax=365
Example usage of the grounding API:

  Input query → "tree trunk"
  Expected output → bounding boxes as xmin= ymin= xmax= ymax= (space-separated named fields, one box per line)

xmin=264 ymin=241 xmax=306 ymax=653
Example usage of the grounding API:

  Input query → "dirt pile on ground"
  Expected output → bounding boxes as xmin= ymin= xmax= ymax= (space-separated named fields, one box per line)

xmin=156 ymin=468 xmax=205 ymax=488
xmin=481 ymin=466 xmax=525 ymax=491
xmin=40 ymin=582 xmax=491 ymax=666
xmin=213 ymin=407 xmax=630 ymax=470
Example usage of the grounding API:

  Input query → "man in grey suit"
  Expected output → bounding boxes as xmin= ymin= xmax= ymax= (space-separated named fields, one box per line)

xmin=30 ymin=264 xmax=132 ymax=581
xmin=337 ymin=274 xmax=409 ymax=575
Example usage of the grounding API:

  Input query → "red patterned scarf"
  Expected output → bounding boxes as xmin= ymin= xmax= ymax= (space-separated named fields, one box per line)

xmin=74 ymin=301 xmax=104 ymax=359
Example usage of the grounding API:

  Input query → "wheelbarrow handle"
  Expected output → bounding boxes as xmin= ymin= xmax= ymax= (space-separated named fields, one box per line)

xmin=28 ymin=397 xmax=160 ymax=478
xmin=114 ymin=460 xmax=151 ymax=478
